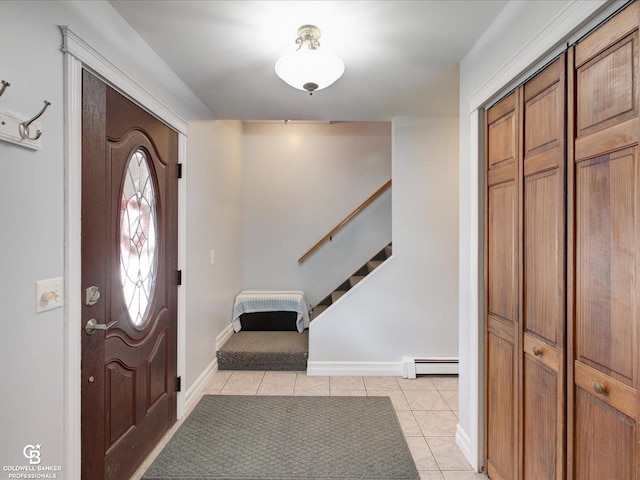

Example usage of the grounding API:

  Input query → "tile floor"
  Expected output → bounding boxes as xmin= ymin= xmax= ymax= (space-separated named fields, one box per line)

xmin=130 ymin=372 xmax=487 ymax=480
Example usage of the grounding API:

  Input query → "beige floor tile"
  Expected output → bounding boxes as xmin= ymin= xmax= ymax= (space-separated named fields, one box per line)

xmin=413 ymin=410 xmax=458 ymax=436
xmin=420 ymin=471 xmax=445 ymax=480
xmin=330 ymin=376 xmax=366 ymax=391
xmin=441 ymin=472 xmax=488 ymax=479
xmin=295 ymin=373 xmax=330 ymax=390
xmin=406 ymin=436 xmax=439 ymax=470
xmin=259 ymin=371 xmax=297 ymax=389
xmin=439 ymin=390 xmax=458 ymax=411
xmin=367 ymin=390 xmax=411 ymax=411
xmin=203 ymin=388 xmax=221 ymax=395
xmin=293 ymin=388 xmax=330 ymax=396
xmin=364 ymin=376 xmax=401 ymax=391
xmin=219 ymin=388 xmax=258 ymax=395
xmin=398 ymin=377 xmax=437 ymax=391
xmin=429 ymin=375 xmax=459 ymax=391
xmin=263 ymin=371 xmax=299 ymax=381
xmin=204 ymin=370 xmax=232 ymax=390
xmin=427 ymin=437 xmax=473 ymax=471
xmin=256 ymin=385 xmax=295 ymax=395
xmin=404 ymin=390 xmax=450 ymax=410
xmin=330 ymin=389 xmax=367 ymax=396
xmin=223 ymin=371 xmax=264 ymax=390
xmin=395 ymin=410 xmax=423 ymax=437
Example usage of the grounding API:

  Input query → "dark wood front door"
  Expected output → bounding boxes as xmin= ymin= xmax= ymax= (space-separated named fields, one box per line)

xmin=81 ymin=70 xmax=179 ymax=480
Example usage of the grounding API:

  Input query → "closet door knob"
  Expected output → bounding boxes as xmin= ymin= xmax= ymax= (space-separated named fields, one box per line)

xmin=592 ymin=382 xmax=606 ymax=395
xmin=532 ymin=346 xmax=543 ymax=356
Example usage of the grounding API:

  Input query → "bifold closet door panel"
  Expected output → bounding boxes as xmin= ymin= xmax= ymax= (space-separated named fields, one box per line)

xmin=521 ymin=54 xmax=566 ymax=480
xmin=485 ymin=91 xmax=520 ymax=480
xmin=570 ymin=2 xmax=640 ymax=479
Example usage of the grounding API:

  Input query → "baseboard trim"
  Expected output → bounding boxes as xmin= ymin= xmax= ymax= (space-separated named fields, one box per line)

xmin=183 ymin=358 xmax=218 ymax=415
xmin=216 ymin=323 xmax=234 ymax=350
xmin=307 ymin=361 xmax=403 ymax=376
xmin=456 ymin=423 xmax=474 ymax=469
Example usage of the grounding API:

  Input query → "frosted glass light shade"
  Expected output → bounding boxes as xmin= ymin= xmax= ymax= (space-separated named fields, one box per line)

xmin=275 ymin=48 xmax=345 ymax=93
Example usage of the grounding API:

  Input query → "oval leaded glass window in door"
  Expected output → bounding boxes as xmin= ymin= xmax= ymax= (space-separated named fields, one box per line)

xmin=119 ymin=149 xmax=158 ymax=327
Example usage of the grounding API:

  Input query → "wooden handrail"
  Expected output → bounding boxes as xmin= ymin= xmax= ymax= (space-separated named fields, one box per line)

xmin=298 ymin=179 xmax=392 ymax=263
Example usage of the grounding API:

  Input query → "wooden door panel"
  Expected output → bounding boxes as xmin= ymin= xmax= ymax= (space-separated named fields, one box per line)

xmin=489 ymin=113 xmax=517 ymax=168
xmin=574 ymin=387 xmax=637 ymax=479
xmin=148 ymin=330 xmax=169 ymax=410
xmin=569 ymin=4 xmax=640 ymax=478
xmin=523 ymin=168 xmax=563 ymax=345
xmin=524 ymin=88 xmax=559 ymax=156
xmin=105 ymin=361 xmax=136 ymax=450
xmin=488 ymin=180 xmax=518 ymax=323
xmin=523 ymin=356 xmax=558 ymax=479
xmin=486 ymin=332 xmax=517 ymax=480
xmin=575 ymin=361 xmax=637 ymax=419
xmin=520 ymin=54 xmax=566 ymax=480
xmin=577 ymin=34 xmax=637 ymax=137
xmin=486 ymin=90 xmax=520 ymax=480
xmin=575 ymin=148 xmax=637 ymax=386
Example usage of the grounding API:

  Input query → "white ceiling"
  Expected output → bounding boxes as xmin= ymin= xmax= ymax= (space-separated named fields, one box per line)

xmin=110 ymin=0 xmax=508 ymax=121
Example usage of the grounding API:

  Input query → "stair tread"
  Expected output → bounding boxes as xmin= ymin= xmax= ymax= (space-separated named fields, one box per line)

xmin=367 ymin=260 xmax=383 ymax=271
xmin=349 ymin=275 xmax=365 ymax=287
xmin=312 ymin=304 xmax=329 ymax=318
xmin=331 ymin=290 xmax=347 ymax=302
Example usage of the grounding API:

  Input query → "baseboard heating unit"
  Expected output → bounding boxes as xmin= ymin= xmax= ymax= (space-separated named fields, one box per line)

xmin=402 ymin=357 xmax=459 ymax=378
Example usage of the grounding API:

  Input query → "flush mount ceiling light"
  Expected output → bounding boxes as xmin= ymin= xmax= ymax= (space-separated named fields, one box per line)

xmin=275 ymin=25 xmax=345 ymax=95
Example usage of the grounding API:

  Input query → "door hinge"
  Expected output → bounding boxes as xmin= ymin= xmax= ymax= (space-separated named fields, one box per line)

xmin=177 ymin=270 xmax=182 ymax=286
xmin=177 ymin=163 xmax=183 ymax=179
xmin=176 ymin=376 xmax=182 ymax=392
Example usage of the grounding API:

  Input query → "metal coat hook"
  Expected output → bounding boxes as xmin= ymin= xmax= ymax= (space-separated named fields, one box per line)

xmin=0 ymin=80 xmax=10 ymax=99
xmin=19 ymin=100 xmax=51 ymax=141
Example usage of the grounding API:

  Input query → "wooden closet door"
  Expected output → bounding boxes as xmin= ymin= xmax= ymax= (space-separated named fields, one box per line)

xmin=521 ymin=54 xmax=566 ymax=480
xmin=569 ymin=3 xmax=640 ymax=479
xmin=485 ymin=91 xmax=521 ymax=480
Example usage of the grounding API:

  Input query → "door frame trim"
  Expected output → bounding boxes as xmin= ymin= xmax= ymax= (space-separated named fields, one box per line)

xmin=61 ymin=26 xmax=188 ymax=480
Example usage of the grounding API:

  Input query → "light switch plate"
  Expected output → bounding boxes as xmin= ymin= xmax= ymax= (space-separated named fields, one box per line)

xmin=210 ymin=250 xmax=215 ymax=265
xmin=35 ymin=277 xmax=64 ymax=313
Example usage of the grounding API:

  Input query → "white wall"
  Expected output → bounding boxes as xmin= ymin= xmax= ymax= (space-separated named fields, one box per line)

xmin=309 ymin=117 xmax=458 ymax=370
xmin=242 ymin=122 xmax=391 ymax=305
xmin=184 ymin=120 xmax=243 ymax=387
xmin=0 ymin=0 xmax=242 ymax=471
xmin=457 ymin=0 xmax=607 ymax=469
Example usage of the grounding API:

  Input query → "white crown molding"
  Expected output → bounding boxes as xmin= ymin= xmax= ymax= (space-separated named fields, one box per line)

xmin=466 ymin=0 xmax=607 ymax=112
xmin=60 ymin=26 xmax=188 ymax=135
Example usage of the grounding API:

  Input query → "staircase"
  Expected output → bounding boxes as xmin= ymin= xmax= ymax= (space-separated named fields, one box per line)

xmin=312 ymin=243 xmax=392 ymax=318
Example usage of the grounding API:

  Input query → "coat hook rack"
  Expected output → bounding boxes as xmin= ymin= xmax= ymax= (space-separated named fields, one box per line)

xmin=19 ymin=100 xmax=51 ymax=141
xmin=0 ymin=80 xmax=10 ymax=99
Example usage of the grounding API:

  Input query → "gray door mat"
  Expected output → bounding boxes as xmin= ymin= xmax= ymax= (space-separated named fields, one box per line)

xmin=217 ymin=331 xmax=308 ymax=371
xmin=142 ymin=395 xmax=420 ymax=480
